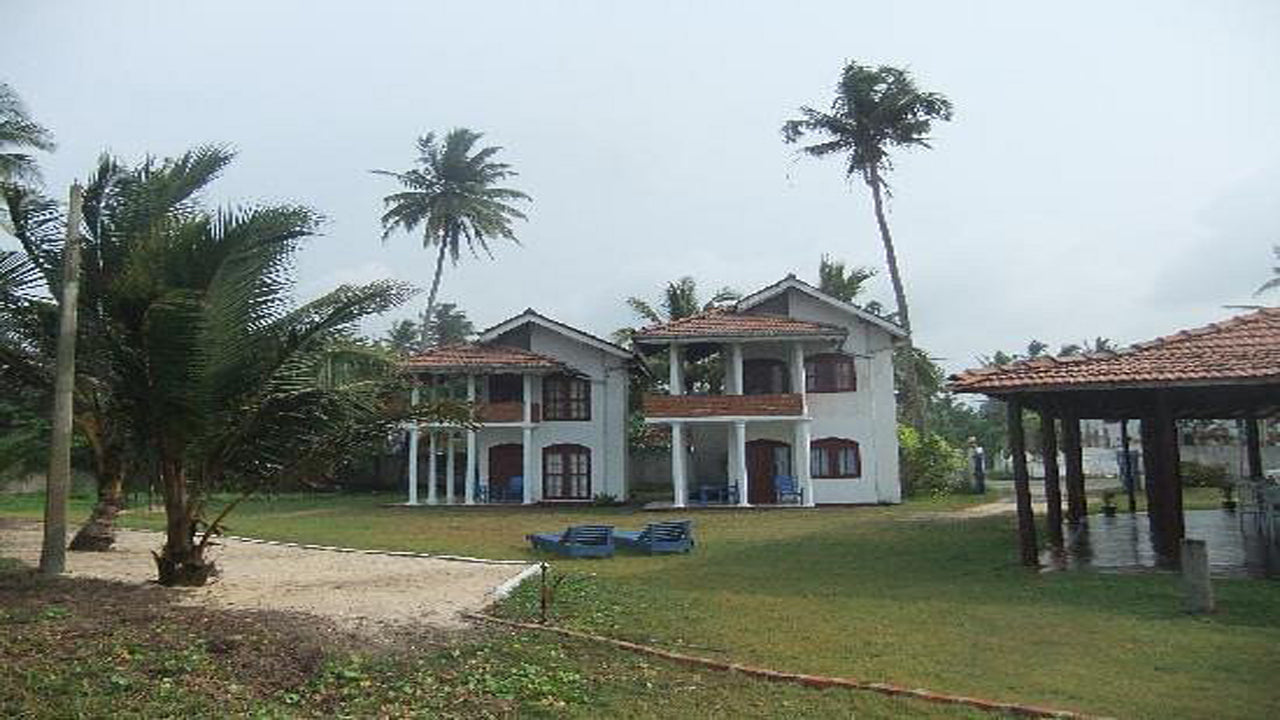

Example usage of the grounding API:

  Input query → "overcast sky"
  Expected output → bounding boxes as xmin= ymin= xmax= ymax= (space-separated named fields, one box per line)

xmin=6 ymin=0 xmax=1279 ymax=373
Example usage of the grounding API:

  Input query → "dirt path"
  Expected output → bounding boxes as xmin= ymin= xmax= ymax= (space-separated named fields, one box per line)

xmin=0 ymin=521 xmax=533 ymax=631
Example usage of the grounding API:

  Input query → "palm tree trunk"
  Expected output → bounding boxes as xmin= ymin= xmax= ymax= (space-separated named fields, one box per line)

xmin=39 ymin=183 xmax=83 ymax=576
xmin=69 ymin=447 xmax=125 ymax=551
xmin=420 ymin=238 xmax=448 ymax=349
xmin=867 ymin=170 xmax=926 ymax=435
xmin=154 ymin=455 xmax=214 ymax=586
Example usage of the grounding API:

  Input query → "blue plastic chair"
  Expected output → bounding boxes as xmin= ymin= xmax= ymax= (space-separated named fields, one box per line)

xmin=506 ymin=475 xmax=524 ymax=503
xmin=527 ymin=525 xmax=615 ymax=558
xmin=615 ymin=520 xmax=694 ymax=554
xmin=775 ymin=475 xmax=803 ymax=504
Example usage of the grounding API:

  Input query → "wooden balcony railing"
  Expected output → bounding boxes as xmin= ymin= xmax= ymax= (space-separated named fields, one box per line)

xmin=475 ymin=402 xmax=540 ymax=423
xmin=642 ymin=393 xmax=804 ymax=419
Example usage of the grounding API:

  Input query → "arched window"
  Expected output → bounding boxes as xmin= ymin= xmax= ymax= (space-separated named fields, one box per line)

xmin=543 ymin=374 xmax=591 ymax=420
xmin=810 ymin=437 xmax=861 ymax=478
xmin=743 ymin=358 xmax=789 ymax=395
xmin=543 ymin=444 xmax=591 ymax=499
xmin=805 ymin=354 xmax=856 ymax=393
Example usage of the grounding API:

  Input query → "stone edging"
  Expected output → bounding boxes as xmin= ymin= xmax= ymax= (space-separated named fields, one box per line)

xmin=115 ymin=526 xmax=530 ymax=567
xmin=465 ymin=613 xmax=1106 ymax=720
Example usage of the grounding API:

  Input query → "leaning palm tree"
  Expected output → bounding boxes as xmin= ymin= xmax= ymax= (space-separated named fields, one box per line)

xmin=374 ymin=129 xmax=530 ymax=347
xmin=783 ymin=61 xmax=952 ymax=430
xmin=0 ymin=82 xmax=55 ymax=185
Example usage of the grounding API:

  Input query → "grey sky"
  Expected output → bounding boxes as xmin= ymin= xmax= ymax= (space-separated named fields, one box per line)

xmin=6 ymin=0 xmax=1279 ymax=373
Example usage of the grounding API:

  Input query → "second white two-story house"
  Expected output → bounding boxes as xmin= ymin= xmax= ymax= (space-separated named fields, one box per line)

xmin=402 ymin=309 xmax=635 ymax=505
xmin=632 ymin=275 xmax=906 ymax=507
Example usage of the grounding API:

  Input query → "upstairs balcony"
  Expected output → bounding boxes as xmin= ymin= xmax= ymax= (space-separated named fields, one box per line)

xmin=642 ymin=393 xmax=804 ymax=420
xmin=474 ymin=401 xmax=540 ymax=424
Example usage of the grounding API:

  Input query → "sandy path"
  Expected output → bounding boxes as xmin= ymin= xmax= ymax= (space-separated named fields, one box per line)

xmin=0 ymin=523 xmax=533 ymax=631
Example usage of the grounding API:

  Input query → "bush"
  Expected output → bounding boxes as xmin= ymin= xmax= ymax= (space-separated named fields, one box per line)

xmin=898 ymin=425 xmax=966 ymax=497
xmin=1180 ymin=460 xmax=1229 ymax=488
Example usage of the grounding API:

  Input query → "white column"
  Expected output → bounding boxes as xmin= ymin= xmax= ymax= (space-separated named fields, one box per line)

xmin=671 ymin=421 xmax=687 ymax=508
xmin=734 ymin=420 xmax=750 ymax=507
xmin=795 ymin=419 xmax=815 ymax=507
xmin=465 ymin=376 xmax=477 ymax=504
xmin=728 ymin=343 xmax=744 ymax=395
xmin=522 ymin=426 xmax=535 ymax=504
xmin=427 ymin=430 xmax=439 ymax=505
xmin=522 ymin=373 xmax=535 ymax=504
xmin=407 ymin=386 xmax=420 ymax=505
xmin=446 ymin=435 xmax=457 ymax=504
xmin=523 ymin=374 xmax=533 ymax=423
xmin=789 ymin=342 xmax=807 ymax=406
xmin=669 ymin=344 xmax=684 ymax=395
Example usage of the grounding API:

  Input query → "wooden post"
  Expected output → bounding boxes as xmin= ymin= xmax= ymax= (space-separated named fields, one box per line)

xmin=1062 ymin=413 xmax=1087 ymax=525
xmin=1244 ymin=417 xmax=1264 ymax=481
xmin=1140 ymin=415 xmax=1163 ymax=534
xmin=1039 ymin=411 xmax=1064 ymax=546
xmin=1120 ymin=419 xmax=1137 ymax=513
xmin=39 ymin=183 xmax=84 ymax=576
xmin=1007 ymin=398 xmax=1038 ymax=566
xmin=1150 ymin=394 xmax=1185 ymax=557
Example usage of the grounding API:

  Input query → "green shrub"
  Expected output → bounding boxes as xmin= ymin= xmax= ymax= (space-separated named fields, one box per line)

xmin=898 ymin=425 xmax=966 ymax=497
xmin=1180 ymin=460 xmax=1229 ymax=488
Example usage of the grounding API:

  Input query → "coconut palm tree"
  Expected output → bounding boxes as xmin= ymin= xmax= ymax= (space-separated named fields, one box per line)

xmin=374 ymin=129 xmax=530 ymax=347
xmin=0 ymin=82 xmax=55 ymax=186
xmin=1257 ymin=246 xmax=1280 ymax=296
xmin=817 ymin=254 xmax=875 ymax=303
xmin=783 ymin=62 xmax=952 ymax=431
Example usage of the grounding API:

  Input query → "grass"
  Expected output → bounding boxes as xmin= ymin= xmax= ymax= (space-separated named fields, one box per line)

xmin=2 ymin=490 xmax=1278 ymax=718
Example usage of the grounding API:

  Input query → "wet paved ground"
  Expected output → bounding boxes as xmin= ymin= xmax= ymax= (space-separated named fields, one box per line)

xmin=1042 ymin=510 xmax=1280 ymax=578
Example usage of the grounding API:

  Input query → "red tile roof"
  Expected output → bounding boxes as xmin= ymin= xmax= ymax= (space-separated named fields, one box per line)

xmin=642 ymin=393 xmax=805 ymax=418
xmin=404 ymin=343 xmax=566 ymax=373
xmin=949 ymin=308 xmax=1280 ymax=393
xmin=632 ymin=308 xmax=845 ymax=341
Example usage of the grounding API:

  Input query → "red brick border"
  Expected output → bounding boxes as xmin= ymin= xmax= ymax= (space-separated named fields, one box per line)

xmin=464 ymin=613 xmax=1103 ymax=719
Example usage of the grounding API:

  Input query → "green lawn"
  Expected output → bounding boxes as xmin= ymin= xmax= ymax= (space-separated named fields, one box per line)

xmin=3 ymin=491 xmax=1278 ymax=719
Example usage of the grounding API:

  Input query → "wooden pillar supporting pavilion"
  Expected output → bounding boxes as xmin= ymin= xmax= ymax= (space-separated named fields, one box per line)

xmin=1007 ymin=398 xmax=1039 ymax=566
xmin=1038 ymin=411 xmax=1064 ymax=546
xmin=1244 ymin=416 xmax=1264 ymax=481
xmin=1062 ymin=413 xmax=1087 ymax=524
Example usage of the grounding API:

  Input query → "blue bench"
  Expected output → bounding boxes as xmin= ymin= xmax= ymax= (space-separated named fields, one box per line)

xmin=527 ymin=524 xmax=615 ymax=558
xmin=615 ymin=520 xmax=694 ymax=554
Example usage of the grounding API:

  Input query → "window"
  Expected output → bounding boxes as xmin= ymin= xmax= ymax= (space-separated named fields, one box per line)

xmin=488 ymin=374 xmax=524 ymax=403
xmin=543 ymin=375 xmax=591 ymax=420
xmin=543 ymin=444 xmax=591 ymax=499
xmin=743 ymin=359 xmax=789 ymax=395
xmin=805 ymin=354 xmax=856 ymax=393
xmin=810 ymin=438 xmax=861 ymax=478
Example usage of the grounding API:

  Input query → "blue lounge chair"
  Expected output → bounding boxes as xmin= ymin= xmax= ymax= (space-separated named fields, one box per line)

xmin=615 ymin=520 xmax=694 ymax=554
xmin=527 ymin=525 xmax=615 ymax=558
xmin=775 ymin=475 xmax=803 ymax=505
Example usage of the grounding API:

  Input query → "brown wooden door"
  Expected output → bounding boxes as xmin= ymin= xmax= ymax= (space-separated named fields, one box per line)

xmin=489 ymin=443 xmax=523 ymax=483
xmin=746 ymin=440 xmax=790 ymax=504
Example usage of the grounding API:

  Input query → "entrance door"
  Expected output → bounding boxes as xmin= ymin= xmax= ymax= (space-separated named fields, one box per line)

xmin=746 ymin=439 xmax=791 ymax=505
xmin=489 ymin=443 xmax=523 ymax=501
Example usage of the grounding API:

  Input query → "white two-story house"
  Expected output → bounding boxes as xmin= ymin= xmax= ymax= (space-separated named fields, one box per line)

xmin=402 ymin=309 xmax=635 ymax=505
xmin=632 ymin=275 xmax=906 ymax=507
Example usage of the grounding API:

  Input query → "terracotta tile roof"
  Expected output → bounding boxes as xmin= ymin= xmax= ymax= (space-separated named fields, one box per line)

xmin=404 ymin=343 xmax=566 ymax=373
xmin=632 ymin=308 xmax=845 ymax=341
xmin=642 ymin=393 xmax=805 ymax=418
xmin=949 ymin=308 xmax=1280 ymax=393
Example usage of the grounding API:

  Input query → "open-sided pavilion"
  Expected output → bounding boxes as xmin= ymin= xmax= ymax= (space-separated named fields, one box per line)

xmin=949 ymin=308 xmax=1280 ymax=565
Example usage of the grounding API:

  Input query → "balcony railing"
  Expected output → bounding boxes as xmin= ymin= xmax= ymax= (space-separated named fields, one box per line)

xmin=642 ymin=393 xmax=803 ymax=419
xmin=475 ymin=402 xmax=540 ymax=423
